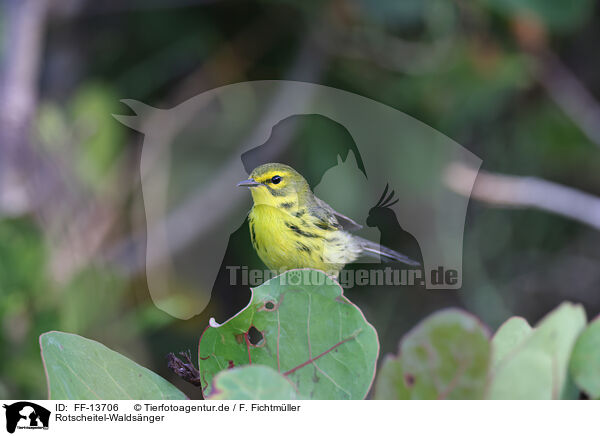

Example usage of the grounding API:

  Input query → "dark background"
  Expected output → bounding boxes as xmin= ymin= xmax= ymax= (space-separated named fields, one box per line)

xmin=1 ymin=0 xmax=600 ymax=399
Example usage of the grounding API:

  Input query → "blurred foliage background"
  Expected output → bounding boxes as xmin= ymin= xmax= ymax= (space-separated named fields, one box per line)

xmin=1 ymin=0 xmax=600 ymax=399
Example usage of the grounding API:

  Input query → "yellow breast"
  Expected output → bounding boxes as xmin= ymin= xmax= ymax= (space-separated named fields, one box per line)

xmin=248 ymin=205 xmax=338 ymax=274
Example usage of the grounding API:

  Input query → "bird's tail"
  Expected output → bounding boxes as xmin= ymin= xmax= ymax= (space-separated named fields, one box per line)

xmin=355 ymin=236 xmax=421 ymax=267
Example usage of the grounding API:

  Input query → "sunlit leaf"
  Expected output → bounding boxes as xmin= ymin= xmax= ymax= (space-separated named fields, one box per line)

xmin=488 ymin=302 xmax=586 ymax=399
xmin=491 ymin=316 xmax=532 ymax=367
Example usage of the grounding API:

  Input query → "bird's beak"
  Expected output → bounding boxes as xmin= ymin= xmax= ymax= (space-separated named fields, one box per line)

xmin=237 ymin=178 xmax=261 ymax=188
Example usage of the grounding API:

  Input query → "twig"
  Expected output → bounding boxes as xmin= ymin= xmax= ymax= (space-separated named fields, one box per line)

xmin=445 ymin=162 xmax=600 ymax=231
xmin=510 ymin=15 xmax=600 ymax=149
xmin=532 ymin=50 xmax=600 ymax=148
xmin=167 ymin=351 xmax=203 ymax=387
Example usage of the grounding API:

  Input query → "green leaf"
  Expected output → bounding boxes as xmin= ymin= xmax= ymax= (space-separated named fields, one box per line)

xmin=40 ymin=331 xmax=186 ymax=400
xmin=560 ymin=372 xmax=580 ymax=400
xmin=491 ymin=316 xmax=532 ymax=368
xmin=488 ymin=302 xmax=586 ymax=399
xmin=489 ymin=348 xmax=553 ymax=399
xmin=570 ymin=317 xmax=600 ymax=399
xmin=198 ymin=269 xmax=379 ymax=400
xmin=398 ymin=309 xmax=491 ymax=399
xmin=373 ymin=355 xmax=410 ymax=400
xmin=69 ymin=83 xmax=124 ymax=188
xmin=208 ymin=365 xmax=303 ymax=400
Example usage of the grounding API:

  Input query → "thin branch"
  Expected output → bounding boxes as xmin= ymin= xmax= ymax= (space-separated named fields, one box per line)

xmin=510 ymin=15 xmax=600 ymax=148
xmin=0 ymin=0 xmax=50 ymax=215
xmin=532 ymin=50 xmax=600 ymax=148
xmin=445 ymin=162 xmax=600 ymax=231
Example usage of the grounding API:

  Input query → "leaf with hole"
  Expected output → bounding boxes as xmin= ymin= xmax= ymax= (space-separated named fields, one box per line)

xmin=40 ymin=331 xmax=186 ymax=400
xmin=198 ymin=269 xmax=379 ymax=400
xmin=373 ymin=354 xmax=410 ymax=400
xmin=397 ymin=309 xmax=491 ymax=399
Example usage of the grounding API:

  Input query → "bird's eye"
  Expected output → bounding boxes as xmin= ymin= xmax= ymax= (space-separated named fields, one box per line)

xmin=271 ymin=175 xmax=282 ymax=184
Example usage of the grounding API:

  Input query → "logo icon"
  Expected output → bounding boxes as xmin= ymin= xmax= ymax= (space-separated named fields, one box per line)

xmin=3 ymin=402 xmax=50 ymax=434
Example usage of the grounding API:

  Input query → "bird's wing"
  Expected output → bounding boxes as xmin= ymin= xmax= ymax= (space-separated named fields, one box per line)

xmin=313 ymin=196 xmax=363 ymax=231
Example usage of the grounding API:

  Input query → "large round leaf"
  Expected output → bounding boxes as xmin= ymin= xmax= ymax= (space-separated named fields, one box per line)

xmin=373 ymin=355 xmax=410 ymax=400
xmin=198 ymin=269 xmax=379 ymax=400
xmin=381 ymin=309 xmax=491 ymax=400
xmin=40 ymin=331 xmax=186 ymax=400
